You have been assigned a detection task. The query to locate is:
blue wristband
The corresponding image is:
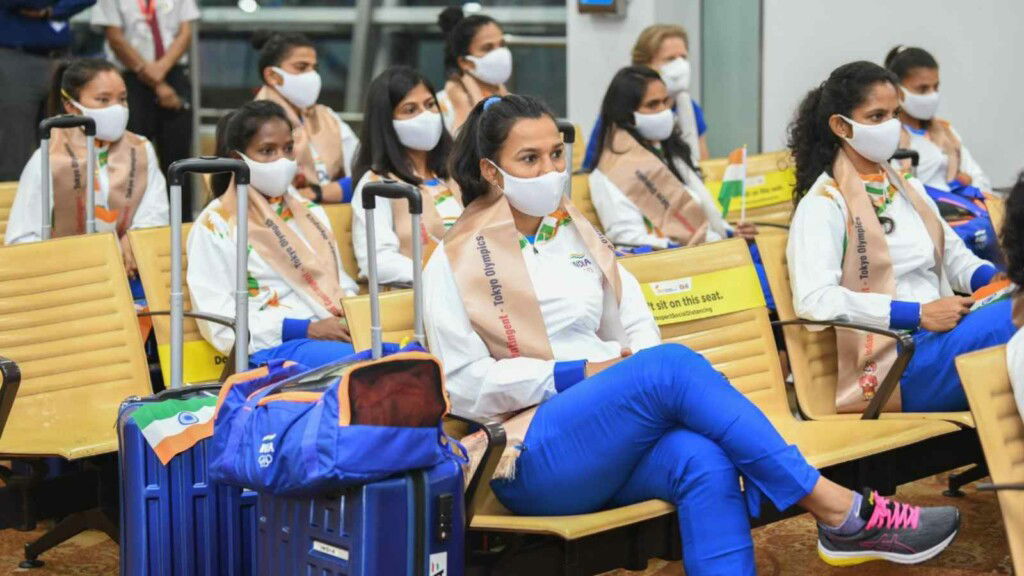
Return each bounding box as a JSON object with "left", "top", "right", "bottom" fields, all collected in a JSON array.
[
  {"left": 338, "top": 177, "right": 354, "bottom": 203},
  {"left": 889, "top": 300, "right": 921, "bottom": 331},
  {"left": 970, "top": 265, "right": 997, "bottom": 292},
  {"left": 282, "top": 318, "right": 311, "bottom": 341},
  {"left": 554, "top": 359, "right": 588, "bottom": 393}
]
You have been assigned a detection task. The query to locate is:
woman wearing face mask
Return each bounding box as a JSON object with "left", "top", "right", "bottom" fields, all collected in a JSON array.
[
  {"left": 351, "top": 66, "right": 462, "bottom": 286},
  {"left": 884, "top": 46, "right": 991, "bottom": 195},
  {"left": 787, "top": 61, "right": 1010, "bottom": 414},
  {"left": 582, "top": 24, "right": 707, "bottom": 171},
  {"left": 188, "top": 101, "right": 359, "bottom": 369},
  {"left": 425, "top": 93, "right": 960, "bottom": 574},
  {"left": 590, "top": 66, "right": 755, "bottom": 250},
  {"left": 435, "top": 6, "right": 511, "bottom": 133},
  {"left": 252, "top": 31, "right": 359, "bottom": 204},
  {"left": 6, "top": 58, "right": 169, "bottom": 277}
]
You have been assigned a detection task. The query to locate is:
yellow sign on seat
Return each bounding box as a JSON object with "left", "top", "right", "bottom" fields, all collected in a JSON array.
[
  {"left": 701, "top": 150, "right": 795, "bottom": 228},
  {"left": 0, "top": 181, "right": 18, "bottom": 246},
  {"left": 0, "top": 233, "right": 153, "bottom": 459},
  {"left": 130, "top": 225, "right": 229, "bottom": 386},
  {"left": 956, "top": 346, "right": 1023, "bottom": 574}
]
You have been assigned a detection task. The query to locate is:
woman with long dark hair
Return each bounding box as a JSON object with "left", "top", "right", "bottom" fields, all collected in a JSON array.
[
  {"left": 423, "top": 93, "right": 960, "bottom": 575},
  {"left": 189, "top": 100, "right": 358, "bottom": 369},
  {"left": 787, "top": 61, "right": 1008, "bottom": 414},
  {"left": 435, "top": 6, "right": 510, "bottom": 133},
  {"left": 351, "top": 66, "right": 462, "bottom": 285},
  {"left": 1001, "top": 173, "right": 1024, "bottom": 420},
  {"left": 251, "top": 32, "right": 359, "bottom": 203},
  {"left": 589, "top": 66, "right": 752, "bottom": 249}
]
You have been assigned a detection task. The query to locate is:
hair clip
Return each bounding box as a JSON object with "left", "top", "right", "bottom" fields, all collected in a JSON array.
[{"left": 483, "top": 96, "right": 501, "bottom": 111}]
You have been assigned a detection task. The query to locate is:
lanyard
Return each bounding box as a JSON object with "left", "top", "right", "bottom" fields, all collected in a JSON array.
[{"left": 135, "top": 0, "right": 157, "bottom": 19}]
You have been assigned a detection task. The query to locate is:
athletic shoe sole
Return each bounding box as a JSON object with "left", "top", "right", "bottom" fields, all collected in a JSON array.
[{"left": 817, "top": 528, "right": 959, "bottom": 567}]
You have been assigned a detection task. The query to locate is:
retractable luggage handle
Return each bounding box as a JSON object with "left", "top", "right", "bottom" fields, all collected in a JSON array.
[
  {"left": 891, "top": 149, "right": 920, "bottom": 177},
  {"left": 556, "top": 120, "right": 575, "bottom": 198},
  {"left": 39, "top": 115, "right": 96, "bottom": 239},
  {"left": 167, "top": 157, "right": 251, "bottom": 389},
  {"left": 361, "top": 181, "right": 424, "bottom": 360}
]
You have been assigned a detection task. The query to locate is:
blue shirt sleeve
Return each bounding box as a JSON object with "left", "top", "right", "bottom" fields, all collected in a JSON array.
[
  {"left": 889, "top": 300, "right": 921, "bottom": 331},
  {"left": 554, "top": 360, "right": 588, "bottom": 393},
  {"left": 970, "top": 265, "right": 997, "bottom": 292},
  {"left": 691, "top": 100, "right": 708, "bottom": 137},
  {"left": 282, "top": 318, "right": 311, "bottom": 342},
  {"left": 50, "top": 0, "right": 96, "bottom": 20},
  {"left": 581, "top": 117, "right": 603, "bottom": 173}
]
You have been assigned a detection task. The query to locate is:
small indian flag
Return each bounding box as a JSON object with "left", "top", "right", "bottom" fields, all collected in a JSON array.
[
  {"left": 717, "top": 146, "right": 747, "bottom": 217},
  {"left": 131, "top": 394, "right": 218, "bottom": 465}
]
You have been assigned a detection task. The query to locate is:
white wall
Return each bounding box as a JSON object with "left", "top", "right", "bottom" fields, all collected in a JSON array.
[
  {"left": 762, "top": 0, "right": 1024, "bottom": 187},
  {"left": 567, "top": 0, "right": 701, "bottom": 142}
]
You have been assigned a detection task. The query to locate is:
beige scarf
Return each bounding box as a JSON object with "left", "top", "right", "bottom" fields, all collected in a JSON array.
[
  {"left": 445, "top": 190, "right": 622, "bottom": 478},
  {"left": 598, "top": 128, "right": 708, "bottom": 245},
  {"left": 50, "top": 127, "right": 148, "bottom": 237},
  {"left": 442, "top": 75, "right": 508, "bottom": 132},
  {"left": 255, "top": 86, "right": 344, "bottom": 187},
  {"left": 832, "top": 149, "right": 945, "bottom": 413},
  {"left": 368, "top": 172, "right": 463, "bottom": 264},
  {"left": 217, "top": 182, "right": 347, "bottom": 317},
  {"left": 898, "top": 118, "right": 961, "bottom": 183}
]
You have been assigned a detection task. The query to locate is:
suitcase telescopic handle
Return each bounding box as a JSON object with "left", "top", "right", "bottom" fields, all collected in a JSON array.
[
  {"left": 167, "top": 157, "right": 251, "bottom": 389},
  {"left": 362, "top": 181, "right": 425, "bottom": 359},
  {"left": 556, "top": 120, "right": 575, "bottom": 198},
  {"left": 39, "top": 115, "right": 97, "bottom": 239},
  {"left": 891, "top": 148, "right": 920, "bottom": 168}
]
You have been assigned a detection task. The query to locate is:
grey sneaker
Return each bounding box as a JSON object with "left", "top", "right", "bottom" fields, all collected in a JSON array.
[{"left": 817, "top": 489, "right": 960, "bottom": 566}]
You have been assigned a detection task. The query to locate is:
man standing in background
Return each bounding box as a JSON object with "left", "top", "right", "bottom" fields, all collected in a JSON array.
[
  {"left": 92, "top": 0, "right": 199, "bottom": 218},
  {"left": 0, "top": 0, "right": 96, "bottom": 180}
]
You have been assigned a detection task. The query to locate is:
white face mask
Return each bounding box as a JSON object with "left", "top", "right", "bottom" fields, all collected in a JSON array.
[
  {"left": 270, "top": 67, "right": 322, "bottom": 110},
  {"left": 633, "top": 109, "right": 675, "bottom": 142},
  {"left": 900, "top": 86, "right": 940, "bottom": 121},
  {"left": 70, "top": 99, "right": 129, "bottom": 142},
  {"left": 239, "top": 152, "right": 298, "bottom": 198},
  {"left": 488, "top": 160, "right": 567, "bottom": 218},
  {"left": 393, "top": 110, "right": 444, "bottom": 152},
  {"left": 466, "top": 47, "right": 513, "bottom": 86},
  {"left": 659, "top": 57, "right": 691, "bottom": 95},
  {"left": 838, "top": 116, "right": 902, "bottom": 164}
]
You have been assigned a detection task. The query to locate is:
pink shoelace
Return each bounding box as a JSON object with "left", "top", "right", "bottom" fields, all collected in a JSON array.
[{"left": 865, "top": 492, "right": 921, "bottom": 531}]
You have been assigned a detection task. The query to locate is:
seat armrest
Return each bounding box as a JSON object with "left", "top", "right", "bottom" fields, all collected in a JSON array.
[
  {"left": 0, "top": 356, "right": 20, "bottom": 438},
  {"left": 447, "top": 411, "right": 507, "bottom": 527},
  {"left": 729, "top": 220, "right": 790, "bottom": 230},
  {"left": 978, "top": 482, "right": 1024, "bottom": 492},
  {"left": 138, "top": 309, "right": 236, "bottom": 329},
  {"left": 771, "top": 319, "right": 915, "bottom": 420}
]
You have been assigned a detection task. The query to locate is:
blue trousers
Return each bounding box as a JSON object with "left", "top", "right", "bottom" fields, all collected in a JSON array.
[
  {"left": 901, "top": 298, "right": 1015, "bottom": 412},
  {"left": 492, "top": 344, "right": 820, "bottom": 576},
  {"left": 248, "top": 338, "right": 355, "bottom": 369}
]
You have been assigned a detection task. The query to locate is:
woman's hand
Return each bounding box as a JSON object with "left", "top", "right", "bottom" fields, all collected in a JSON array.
[
  {"left": 920, "top": 296, "right": 973, "bottom": 332},
  {"left": 119, "top": 234, "right": 138, "bottom": 278},
  {"left": 734, "top": 221, "right": 758, "bottom": 241},
  {"left": 308, "top": 318, "right": 352, "bottom": 342},
  {"left": 584, "top": 348, "right": 632, "bottom": 378},
  {"left": 954, "top": 171, "right": 974, "bottom": 187}
]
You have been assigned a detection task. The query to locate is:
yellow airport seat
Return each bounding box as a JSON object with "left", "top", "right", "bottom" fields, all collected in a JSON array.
[
  {"left": 0, "top": 181, "right": 18, "bottom": 245},
  {"left": 570, "top": 173, "right": 603, "bottom": 234},
  {"left": 340, "top": 288, "right": 415, "bottom": 352},
  {"left": 986, "top": 192, "right": 1006, "bottom": 233},
  {"left": 955, "top": 346, "right": 1024, "bottom": 574},
  {"left": 571, "top": 123, "right": 584, "bottom": 173},
  {"left": 757, "top": 233, "right": 976, "bottom": 427},
  {"left": 701, "top": 150, "right": 795, "bottom": 229},
  {"left": 0, "top": 233, "right": 153, "bottom": 459},
  {"left": 129, "top": 225, "right": 233, "bottom": 385},
  {"left": 321, "top": 203, "right": 360, "bottom": 284}
]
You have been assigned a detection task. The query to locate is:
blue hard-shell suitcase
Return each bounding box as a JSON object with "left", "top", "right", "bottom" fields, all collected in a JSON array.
[
  {"left": 118, "top": 385, "right": 257, "bottom": 576},
  {"left": 257, "top": 457, "right": 464, "bottom": 576}
]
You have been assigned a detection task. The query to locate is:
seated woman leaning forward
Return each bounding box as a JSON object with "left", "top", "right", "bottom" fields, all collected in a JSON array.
[
  {"left": 423, "top": 93, "right": 959, "bottom": 575},
  {"left": 6, "top": 58, "right": 169, "bottom": 277},
  {"left": 351, "top": 65, "right": 463, "bottom": 285},
  {"left": 188, "top": 101, "right": 359, "bottom": 369},
  {"left": 590, "top": 65, "right": 753, "bottom": 250},
  {"left": 1001, "top": 173, "right": 1024, "bottom": 421},
  {"left": 787, "top": 61, "right": 1011, "bottom": 414}
]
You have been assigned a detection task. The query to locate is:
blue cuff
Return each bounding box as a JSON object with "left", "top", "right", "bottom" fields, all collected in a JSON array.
[
  {"left": 970, "top": 265, "right": 997, "bottom": 292},
  {"left": 338, "top": 177, "right": 354, "bottom": 203},
  {"left": 554, "top": 360, "right": 588, "bottom": 393},
  {"left": 889, "top": 300, "right": 921, "bottom": 331},
  {"left": 282, "top": 318, "right": 311, "bottom": 341}
]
